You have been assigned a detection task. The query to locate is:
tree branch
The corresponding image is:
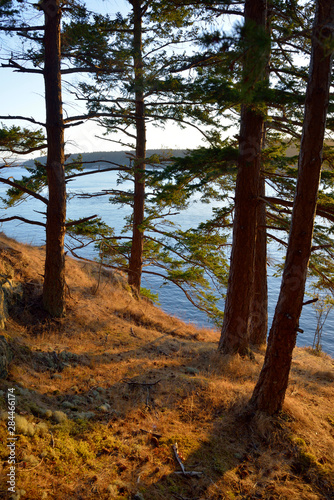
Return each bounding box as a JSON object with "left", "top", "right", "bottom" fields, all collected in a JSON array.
[
  {"left": 264, "top": 196, "right": 334, "bottom": 223},
  {"left": 0, "top": 25, "right": 45, "bottom": 32},
  {"left": 2, "top": 144, "right": 47, "bottom": 155},
  {"left": 0, "top": 115, "right": 46, "bottom": 127},
  {"left": 0, "top": 177, "right": 48, "bottom": 204},
  {"left": 65, "top": 215, "right": 98, "bottom": 227},
  {"left": 65, "top": 164, "right": 131, "bottom": 180},
  {"left": 1, "top": 59, "right": 43, "bottom": 74},
  {"left": 0, "top": 216, "right": 45, "bottom": 227}
]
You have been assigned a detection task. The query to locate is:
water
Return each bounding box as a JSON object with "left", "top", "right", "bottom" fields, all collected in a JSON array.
[{"left": 1, "top": 165, "right": 333, "bottom": 356}]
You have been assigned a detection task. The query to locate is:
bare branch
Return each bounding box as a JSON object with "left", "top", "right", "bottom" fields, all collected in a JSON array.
[
  {"left": 0, "top": 115, "right": 45, "bottom": 127},
  {"left": 65, "top": 215, "right": 98, "bottom": 227},
  {"left": 65, "top": 164, "right": 131, "bottom": 180},
  {"left": 264, "top": 196, "right": 334, "bottom": 223},
  {"left": 0, "top": 216, "right": 45, "bottom": 227},
  {"left": 77, "top": 189, "right": 134, "bottom": 199},
  {"left": 267, "top": 233, "right": 288, "bottom": 247},
  {"left": 0, "top": 25, "right": 45, "bottom": 32},
  {"left": 1, "top": 59, "right": 43, "bottom": 74},
  {"left": 2, "top": 144, "right": 47, "bottom": 155}
]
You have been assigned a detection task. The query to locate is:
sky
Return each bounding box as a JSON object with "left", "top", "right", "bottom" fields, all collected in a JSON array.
[{"left": 0, "top": 0, "right": 223, "bottom": 161}]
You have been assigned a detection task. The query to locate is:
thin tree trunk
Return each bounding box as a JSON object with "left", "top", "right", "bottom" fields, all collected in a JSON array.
[
  {"left": 128, "top": 0, "right": 146, "bottom": 293},
  {"left": 249, "top": 172, "right": 268, "bottom": 346},
  {"left": 218, "top": 0, "right": 268, "bottom": 355},
  {"left": 41, "top": 0, "right": 66, "bottom": 317},
  {"left": 249, "top": 0, "right": 334, "bottom": 414},
  {"left": 249, "top": 7, "right": 272, "bottom": 347}
]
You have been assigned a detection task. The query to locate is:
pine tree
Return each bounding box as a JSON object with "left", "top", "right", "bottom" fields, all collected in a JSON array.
[
  {"left": 65, "top": 0, "right": 220, "bottom": 294},
  {"left": 0, "top": 0, "right": 121, "bottom": 316},
  {"left": 249, "top": 0, "right": 334, "bottom": 414}
]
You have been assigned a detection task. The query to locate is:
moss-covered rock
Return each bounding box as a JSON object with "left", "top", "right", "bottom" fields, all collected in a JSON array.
[{"left": 0, "top": 335, "right": 13, "bottom": 379}]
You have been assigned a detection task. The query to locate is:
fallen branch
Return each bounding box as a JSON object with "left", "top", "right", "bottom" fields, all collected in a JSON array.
[
  {"left": 140, "top": 428, "right": 162, "bottom": 439},
  {"left": 172, "top": 442, "right": 203, "bottom": 477},
  {"left": 123, "top": 378, "right": 161, "bottom": 408},
  {"left": 122, "top": 378, "right": 161, "bottom": 387}
]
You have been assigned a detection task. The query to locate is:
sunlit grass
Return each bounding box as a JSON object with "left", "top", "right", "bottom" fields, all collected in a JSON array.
[{"left": 0, "top": 234, "right": 333, "bottom": 499}]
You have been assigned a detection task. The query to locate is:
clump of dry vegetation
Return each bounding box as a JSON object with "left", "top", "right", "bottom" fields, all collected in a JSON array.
[{"left": 0, "top": 233, "right": 333, "bottom": 500}]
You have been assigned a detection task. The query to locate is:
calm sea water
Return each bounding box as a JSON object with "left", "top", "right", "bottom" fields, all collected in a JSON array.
[{"left": 1, "top": 166, "right": 333, "bottom": 356}]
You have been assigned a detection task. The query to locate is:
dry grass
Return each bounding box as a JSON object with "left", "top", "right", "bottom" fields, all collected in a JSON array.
[{"left": 0, "top": 233, "right": 333, "bottom": 500}]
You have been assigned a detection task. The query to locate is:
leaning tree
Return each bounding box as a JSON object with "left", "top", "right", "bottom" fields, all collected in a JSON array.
[{"left": 249, "top": 0, "right": 334, "bottom": 414}]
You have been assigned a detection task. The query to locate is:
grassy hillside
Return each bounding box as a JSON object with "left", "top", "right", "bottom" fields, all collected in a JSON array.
[{"left": 0, "top": 234, "right": 333, "bottom": 500}]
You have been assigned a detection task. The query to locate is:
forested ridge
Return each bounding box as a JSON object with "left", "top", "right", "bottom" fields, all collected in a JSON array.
[
  {"left": 5, "top": 150, "right": 187, "bottom": 169},
  {"left": 0, "top": 0, "right": 334, "bottom": 498}
]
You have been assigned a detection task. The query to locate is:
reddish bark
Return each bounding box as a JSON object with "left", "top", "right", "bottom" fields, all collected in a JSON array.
[
  {"left": 41, "top": 0, "right": 66, "bottom": 317},
  {"left": 249, "top": 173, "right": 268, "bottom": 346},
  {"left": 218, "top": 0, "right": 268, "bottom": 355},
  {"left": 249, "top": 0, "right": 334, "bottom": 414},
  {"left": 128, "top": 0, "right": 146, "bottom": 293}
]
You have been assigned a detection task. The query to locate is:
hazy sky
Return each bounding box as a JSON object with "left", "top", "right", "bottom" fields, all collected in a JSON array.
[{"left": 0, "top": 0, "right": 217, "bottom": 160}]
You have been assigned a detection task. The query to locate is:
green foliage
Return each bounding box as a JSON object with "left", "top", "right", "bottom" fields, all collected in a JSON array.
[
  {"left": 0, "top": 0, "right": 18, "bottom": 18},
  {"left": 2, "top": 160, "right": 47, "bottom": 207},
  {"left": 0, "top": 124, "right": 45, "bottom": 155},
  {"left": 140, "top": 287, "right": 160, "bottom": 304},
  {"left": 150, "top": 145, "right": 238, "bottom": 205},
  {"left": 67, "top": 216, "right": 112, "bottom": 239},
  {"left": 2, "top": 156, "right": 83, "bottom": 207}
]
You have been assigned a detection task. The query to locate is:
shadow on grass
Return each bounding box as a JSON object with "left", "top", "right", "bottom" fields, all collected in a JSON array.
[{"left": 0, "top": 329, "right": 333, "bottom": 500}]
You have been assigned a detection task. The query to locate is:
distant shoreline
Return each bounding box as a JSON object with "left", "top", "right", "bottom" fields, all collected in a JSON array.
[{"left": 0, "top": 149, "right": 187, "bottom": 169}]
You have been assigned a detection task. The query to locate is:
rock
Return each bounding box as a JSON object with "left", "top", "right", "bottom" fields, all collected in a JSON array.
[
  {"left": 35, "top": 422, "right": 49, "bottom": 436},
  {"left": 0, "top": 289, "right": 7, "bottom": 328},
  {"left": 2, "top": 280, "right": 23, "bottom": 310},
  {"left": 61, "top": 401, "right": 76, "bottom": 410},
  {"left": 98, "top": 403, "right": 111, "bottom": 413},
  {"left": 17, "top": 387, "right": 30, "bottom": 397},
  {"left": 185, "top": 366, "right": 200, "bottom": 375},
  {"left": 74, "top": 411, "right": 95, "bottom": 420},
  {"left": 29, "top": 402, "right": 47, "bottom": 417},
  {"left": 134, "top": 493, "right": 145, "bottom": 500},
  {"left": 15, "top": 415, "right": 31, "bottom": 435},
  {"left": 72, "top": 395, "right": 85, "bottom": 405},
  {"left": 0, "top": 275, "right": 23, "bottom": 329},
  {"left": 22, "top": 454, "right": 39, "bottom": 466},
  {"left": 0, "top": 335, "right": 13, "bottom": 379},
  {"left": 53, "top": 411, "right": 68, "bottom": 423},
  {"left": 10, "top": 489, "right": 26, "bottom": 500}
]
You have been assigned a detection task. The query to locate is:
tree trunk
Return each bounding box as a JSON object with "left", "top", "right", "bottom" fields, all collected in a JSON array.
[
  {"left": 41, "top": 0, "right": 66, "bottom": 317},
  {"left": 249, "top": 6, "right": 272, "bottom": 347},
  {"left": 249, "top": 0, "right": 334, "bottom": 414},
  {"left": 128, "top": 0, "right": 146, "bottom": 293},
  {"left": 249, "top": 172, "right": 268, "bottom": 346},
  {"left": 218, "top": 0, "right": 268, "bottom": 355}
]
